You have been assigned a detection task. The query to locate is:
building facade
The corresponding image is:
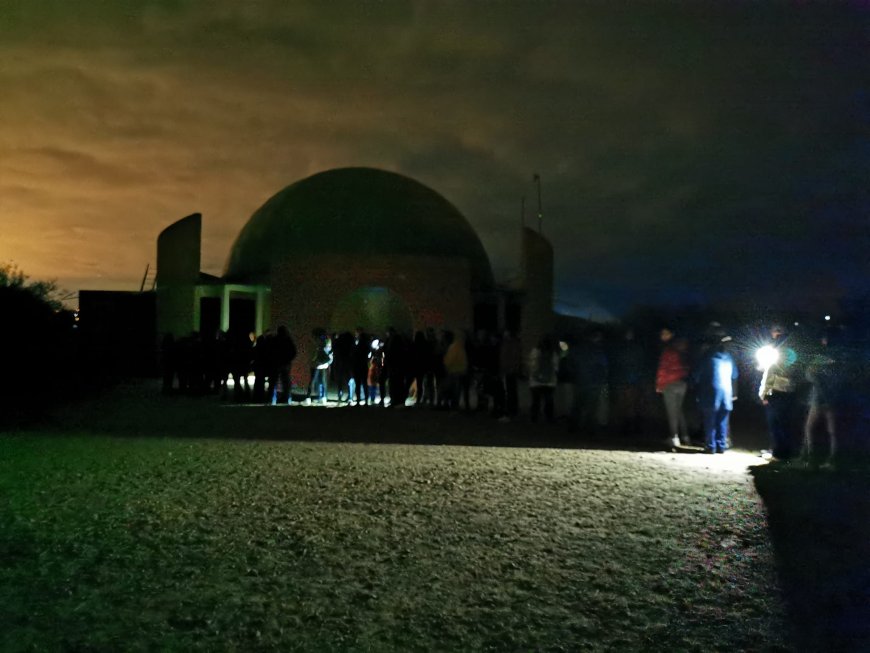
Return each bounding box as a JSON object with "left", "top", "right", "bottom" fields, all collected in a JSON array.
[{"left": 154, "top": 167, "right": 556, "bottom": 388}]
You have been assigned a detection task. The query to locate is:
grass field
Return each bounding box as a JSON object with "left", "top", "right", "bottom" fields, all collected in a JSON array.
[
  {"left": 3, "top": 381, "right": 868, "bottom": 651},
  {"left": 1, "top": 429, "right": 788, "bottom": 651}
]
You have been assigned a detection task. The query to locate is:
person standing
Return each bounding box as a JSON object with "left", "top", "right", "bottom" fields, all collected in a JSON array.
[
  {"left": 694, "top": 332, "right": 738, "bottom": 454},
  {"left": 656, "top": 328, "right": 690, "bottom": 449},
  {"left": 367, "top": 338, "right": 383, "bottom": 405},
  {"left": 383, "top": 327, "right": 408, "bottom": 408},
  {"left": 499, "top": 330, "right": 523, "bottom": 420},
  {"left": 411, "top": 330, "right": 432, "bottom": 407},
  {"left": 227, "top": 330, "right": 255, "bottom": 401},
  {"left": 757, "top": 324, "right": 798, "bottom": 460},
  {"left": 423, "top": 327, "right": 439, "bottom": 406},
  {"left": 251, "top": 330, "right": 272, "bottom": 403},
  {"left": 331, "top": 331, "right": 353, "bottom": 405},
  {"left": 442, "top": 330, "right": 468, "bottom": 411},
  {"left": 569, "top": 330, "right": 609, "bottom": 435},
  {"left": 475, "top": 330, "right": 503, "bottom": 416},
  {"left": 611, "top": 328, "right": 646, "bottom": 436},
  {"left": 350, "top": 327, "right": 371, "bottom": 405},
  {"left": 269, "top": 325, "right": 297, "bottom": 405},
  {"left": 529, "top": 335, "right": 559, "bottom": 423},
  {"left": 433, "top": 329, "right": 450, "bottom": 408},
  {"left": 803, "top": 332, "right": 840, "bottom": 468},
  {"left": 307, "top": 329, "right": 332, "bottom": 405}
]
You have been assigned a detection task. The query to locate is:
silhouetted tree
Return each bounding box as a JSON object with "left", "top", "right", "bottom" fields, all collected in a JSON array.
[{"left": 0, "top": 263, "right": 74, "bottom": 423}]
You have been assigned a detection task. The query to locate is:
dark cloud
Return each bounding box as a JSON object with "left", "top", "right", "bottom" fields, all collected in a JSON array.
[{"left": 0, "top": 1, "right": 866, "bottom": 313}]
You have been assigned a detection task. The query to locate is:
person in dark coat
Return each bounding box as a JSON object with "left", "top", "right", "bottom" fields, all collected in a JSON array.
[
  {"left": 350, "top": 327, "right": 371, "bottom": 405},
  {"left": 569, "top": 330, "right": 609, "bottom": 434},
  {"left": 475, "top": 330, "right": 504, "bottom": 417},
  {"left": 499, "top": 330, "right": 523, "bottom": 419},
  {"left": 251, "top": 331, "right": 271, "bottom": 403},
  {"left": 433, "top": 329, "right": 449, "bottom": 408},
  {"left": 226, "top": 330, "right": 254, "bottom": 401},
  {"left": 803, "top": 331, "right": 842, "bottom": 468},
  {"left": 529, "top": 335, "right": 559, "bottom": 423},
  {"left": 610, "top": 328, "right": 646, "bottom": 436},
  {"left": 383, "top": 327, "right": 408, "bottom": 407},
  {"left": 202, "top": 329, "right": 226, "bottom": 394},
  {"left": 177, "top": 331, "right": 203, "bottom": 394},
  {"left": 422, "top": 327, "right": 439, "bottom": 406},
  {"left": 269, "top": 325, "right": 297, "bottom": 405},
  {"left": 331, "top": 331, "right": 354, "bottom": 404},
  {"left": 307, "top": 329, "right": 332, "bottom": 405},
  {"left": 411, "top": 330, "right": 433, "bottom": 407}
]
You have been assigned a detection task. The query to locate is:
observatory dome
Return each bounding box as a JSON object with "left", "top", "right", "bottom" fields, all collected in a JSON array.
[{"left": 224, "top": 167, "right": 494, "bottom": 289}]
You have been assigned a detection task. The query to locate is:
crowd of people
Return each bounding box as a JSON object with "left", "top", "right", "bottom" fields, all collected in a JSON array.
[
  {"left": 162, "top": 326, "right": 524, "bottom": 416},
  {"left": 160, "top": 320, "right": 849, "bottom": 465},
  {"left": 653, "top": 321, "right": 845, "bottom": 466},
  {"left": 754, "top": 323, "right": 844, "bottom": 469}
]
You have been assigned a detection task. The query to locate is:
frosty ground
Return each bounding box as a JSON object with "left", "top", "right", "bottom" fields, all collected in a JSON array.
[{"left": 0, "top": 384, "right": 860, "bottom": 651}]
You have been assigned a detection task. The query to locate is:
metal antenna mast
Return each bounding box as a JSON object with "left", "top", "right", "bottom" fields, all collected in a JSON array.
[
  {"left": 140, "top": 263, "right": 150, "bottom": 292},
  {"left": 533, "top": 173, "right": 543, "bottom": 233}
]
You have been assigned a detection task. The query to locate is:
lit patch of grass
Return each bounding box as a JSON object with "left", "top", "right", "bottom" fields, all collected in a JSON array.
[{"left": 0, "top": 436, "right": 788, "bottom": 651}]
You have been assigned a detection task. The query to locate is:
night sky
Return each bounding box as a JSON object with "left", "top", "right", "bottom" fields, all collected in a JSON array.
[{"left": 1, "top": 1, "right": 867, "bottom": 318}]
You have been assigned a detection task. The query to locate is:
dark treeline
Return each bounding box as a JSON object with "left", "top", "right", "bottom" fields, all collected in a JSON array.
[{"left": 0, "top": 265, "right": 76, "bottom": 425}]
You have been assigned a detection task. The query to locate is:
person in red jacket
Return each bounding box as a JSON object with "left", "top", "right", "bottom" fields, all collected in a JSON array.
[{"left": 656, "top": 328, "right": 690, "bottom": 449}]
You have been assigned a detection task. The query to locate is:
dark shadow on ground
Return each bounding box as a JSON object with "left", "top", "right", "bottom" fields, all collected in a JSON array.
[
  {"left": 36, "top": 379, "right": 772, "bottom": 454},
  {"left": 750, "top": 463, "right": 870, "bottom": 653},
  {"left": 41, "top": 391, "right": 649, "bottom": 451}
]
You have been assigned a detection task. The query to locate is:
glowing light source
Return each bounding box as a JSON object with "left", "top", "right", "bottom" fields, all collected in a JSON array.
[
  {"left": 224, "top": 373, "right": 256, "bottom": 389},
  {"left": 755, "top": 345, "right": 780, "bottom": 371},
  {"left": 824, "top": 315, "right": 831, "bottom": 321}
]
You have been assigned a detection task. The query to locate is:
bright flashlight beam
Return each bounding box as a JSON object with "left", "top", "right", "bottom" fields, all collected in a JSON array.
[{"left": 755, "top": 345, "right": 779, "bottom": 371}]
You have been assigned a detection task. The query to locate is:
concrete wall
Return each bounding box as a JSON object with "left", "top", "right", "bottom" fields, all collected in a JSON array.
[
  {"left": 156, "top": 213, "right": 201, "bottom": 284},
  {"left": 520, "top": 227, "right": 556, "bottom": 358},
  {"left": 156, "top": 284, "right": 198, "bottom": 338},
  {"left": 156, "top": 214, "right": 202, "bottom": 338}
]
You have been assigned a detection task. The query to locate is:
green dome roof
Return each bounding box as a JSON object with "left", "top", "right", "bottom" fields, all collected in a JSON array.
[{"left": 224, "top": 167, "right": 494, "bottom": 289}]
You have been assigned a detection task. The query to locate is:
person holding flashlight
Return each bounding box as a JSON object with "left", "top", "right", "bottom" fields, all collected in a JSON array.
[{"left": 757, "top": 324, "right": 798, "bottom": 461}]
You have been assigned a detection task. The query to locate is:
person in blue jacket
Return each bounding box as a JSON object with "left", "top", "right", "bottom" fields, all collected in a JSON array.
[{"left": 693, "top": 331, "right": 738, "bottom": 454}]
